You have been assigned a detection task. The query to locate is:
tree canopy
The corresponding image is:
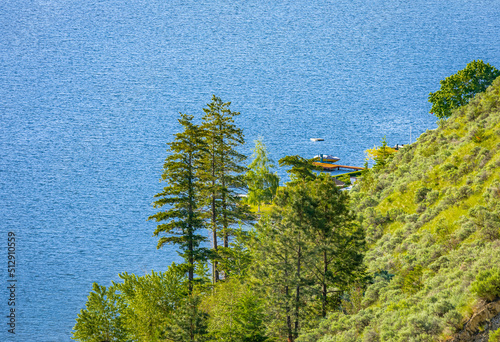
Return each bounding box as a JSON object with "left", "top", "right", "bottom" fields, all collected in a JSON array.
[
  {"left": 365, "top": 136, "right": 397, "bottom": 170},
  {"left": 278, "top": 155, "right": 319, "bottom": 183},
  {"left": 200, "top": 95, "right": 251, "bottom": 283},
  {"left": 428, "top": 60, "right": 500, "bottom": 119},
  {"left": 251, "top": 175, "right": 365, "bottom": 341},
  {"left": 148, "top": 113, "right": 208, "bottom": 293}
]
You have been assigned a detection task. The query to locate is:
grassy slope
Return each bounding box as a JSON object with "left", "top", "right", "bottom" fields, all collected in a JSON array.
[{"left": 299, "top": 77, "right": 500, "bottom": 342}]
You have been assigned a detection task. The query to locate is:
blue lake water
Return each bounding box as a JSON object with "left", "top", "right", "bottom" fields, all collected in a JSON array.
[{"left": 1, "top": 0, "right": 499, "bottom": 340}]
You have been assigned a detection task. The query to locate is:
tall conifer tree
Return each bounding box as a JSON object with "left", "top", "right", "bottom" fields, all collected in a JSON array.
[
  {"left": 200, "top": 96, "right": 250, "bottom": 283},
  {"left": 252, "top": 176, "right": 365, "bottom": 340},
  {"left": 308, "top": 175, "right": 365, "bottom": 317},
  {"left": 252, "top": 183, "right": 314, "bottom": 342},
  {"left": 148, "top": 113, "right": 207, "bottom": 294}
]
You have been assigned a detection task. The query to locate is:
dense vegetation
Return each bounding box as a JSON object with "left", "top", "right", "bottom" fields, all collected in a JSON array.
[
  {"left": 300, "top": 75, "right": 500, "bottom": 342},
  {"left": 73, "top": 72, "right": 500, "bottom": 342}
]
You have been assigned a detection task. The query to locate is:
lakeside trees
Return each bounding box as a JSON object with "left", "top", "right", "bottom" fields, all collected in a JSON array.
[
  {"left": 200, "top": 95, "right": 251, "bottom": 283},
  {"left": 148, "top": 113, "right": 208, "bottom": 294},
  {"left": 73, "top": 70, "right": 500, "bottom": 342},
  {"left": 73, "top": 96, "right": 366, "bottom": 342},
  {"left": 251, "top": 175, "right": 365, "bottom": 341}
]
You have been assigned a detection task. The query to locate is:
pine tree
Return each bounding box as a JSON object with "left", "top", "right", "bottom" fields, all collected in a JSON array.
[
  {"left": 251, "top": 177, "right": 366, "bottom": 340},
  {"left": 365, "top": 136, "right": 396, "bottom": 170},
  {"left": 246, "top": 139, "right": 279, "bottom": 212},
  {"left": 307, "top": 175, "right": 365, "bottom": 317},
  {"left": 251, "top": 183, "right": 315, "bottom": 342},
  {"left": 148, "top": 113, "right": 208, "bottom": 293},
  {"left": 164, "top": 295, "right": 209, "bottom": 342},
  {"left": 200, "top": 96, "right": 250, "bottom": 283}
]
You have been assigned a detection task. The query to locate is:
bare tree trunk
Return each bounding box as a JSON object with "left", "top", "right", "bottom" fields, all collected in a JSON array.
[
  {"left": 294, "top": 244, "right": 301, "bottom": 338},
  {"left": 322, "top": 250, "right": 328, "bottom": 317},
  {"left": 212, "top": 188, "right": 219, "bottom": 283},
  {"left": 285, "top": 254, "right": 294, "bottom": 342}
]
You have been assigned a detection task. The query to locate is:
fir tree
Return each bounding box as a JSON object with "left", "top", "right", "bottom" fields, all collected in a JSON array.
[
  {"left": 200, "top": 96, "right": 250, "bottom": 283},
  {"left": 251, "top": 177, "right": 365, "bottom": 340},
  {"left": 148, "top": 113, "right": 208, "bottom": 293}
]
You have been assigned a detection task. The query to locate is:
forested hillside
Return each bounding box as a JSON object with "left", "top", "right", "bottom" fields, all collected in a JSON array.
[
  {"left": 299, "top": 77, "right": 500, "bottom": 342},
  {"left": 72, "top": 75, "right": 500, "bottom": 342}
]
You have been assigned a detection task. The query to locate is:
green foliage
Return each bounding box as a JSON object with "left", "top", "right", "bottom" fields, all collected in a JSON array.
[
  {"left": 278, "top": 155, "right": 319, "bottom": 183},
  {"left": 428, "top": 60, "right": 500, "bottom": 119},
  {"left": 216, "top": 227, "right": 253, "bottom": 279},
  {"left": 148, "top": 113, "right": 208, "bottom": 292},
  {"left": 398, "top": 265, "right": 424, "bottom": 295},
  {"left": 414, "top": 187, "right": 432, "bottom": 204},
  {"left": 72, "top": 283, "right": 127, "bottom": 342},
  {"left": 489, "top": 327, "right": 500, "bottom": 342},
  {"left": 365, "top": 136, "right": 397, "bottom": 170},
  {"left": 472, "top": 127, "right": 486, "bottom": 143},
  {"left": 337, "top": 174, "right": 352, "bottom": 186},
  {"left": 200, "top": 95, "right": 251, "bottom": 282},
  {"left": 470, "top": 268, "right": 500, "bottom": 302},
  {"left": 202, "top": 279, "right": 267, "bottom": 342},
  {"left": 251, "top": 175, "right": 365, "bottom": 340},
  {"left": 75, "top": 75, "right": 500, "bottom": 342},
  {"left": 307, "top": 71, "right": 500, "bottom": 342},
  {"left": 245, "top": 139, "right": 279, "bottom": 212},
  {"left": 468, "top": 205, "right": 500, "bottom": 241},
  {"left": 73, "top": 265, "right": 201, "bottom": 342},
  {"left": 114, "top": 267, "right": 187, "bottom": 341},
  {"left": 164, "top": 295, "right": 209, "bottom": 342}
]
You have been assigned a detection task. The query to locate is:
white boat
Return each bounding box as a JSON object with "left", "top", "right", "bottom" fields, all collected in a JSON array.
[{"left": 313, "top": 154, "right": 340, "bottom": 163}]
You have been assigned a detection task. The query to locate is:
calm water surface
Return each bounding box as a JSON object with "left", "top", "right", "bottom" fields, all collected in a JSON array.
[{"left": 1, "top": 0, "right": 499, "bottom": 340}]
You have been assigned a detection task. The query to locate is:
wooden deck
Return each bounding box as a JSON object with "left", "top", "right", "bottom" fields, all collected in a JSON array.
[{"left": 313, "top": 162, "right": 365, "bottom": 171}]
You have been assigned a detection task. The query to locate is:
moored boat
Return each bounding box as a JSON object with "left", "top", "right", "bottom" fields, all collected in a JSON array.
[{"left": 313, "top": 154, "right": 340, "bottom": 163}]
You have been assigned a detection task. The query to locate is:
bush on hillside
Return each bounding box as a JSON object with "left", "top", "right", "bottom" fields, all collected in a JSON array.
[
  {"left": 489, "top": 327, "right": 500, "bottom": 342},
  {"left": 470, "top": 269, "right": 500, "bottom": 302}
]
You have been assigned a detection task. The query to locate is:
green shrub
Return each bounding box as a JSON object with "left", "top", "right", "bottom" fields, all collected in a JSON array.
[
  {"left": 472, "top": 127, "right": 486, "bottom": 143},
  {"left": 415, "top": 187, "right": 432, "bottom": 203},
  {"left": 457, "top": 185, "right": 473, "bottom": 200},
  {"left": 470, "top": 269, "right": 500, "bottom": 301},
  {"left": 426, "top": 190, "right": 440, "bottom": 205},
  {"left": 489, "top": 327, "right": 500, "bottom": 342}
]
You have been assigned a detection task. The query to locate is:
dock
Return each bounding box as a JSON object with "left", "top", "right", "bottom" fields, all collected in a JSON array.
[{"left": 313, "top": 162, "right": 365, "bottom": 171}]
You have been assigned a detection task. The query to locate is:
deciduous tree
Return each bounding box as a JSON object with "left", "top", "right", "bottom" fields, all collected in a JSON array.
[
  {"left": 246, "top": 139, "right": 279, "bottom": 212},
  {"left": 429, "top": 60, "right": 500, "bottom": 119},
  {"left": 72, "top": 283, "right": 127, "bottom": 342}
]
